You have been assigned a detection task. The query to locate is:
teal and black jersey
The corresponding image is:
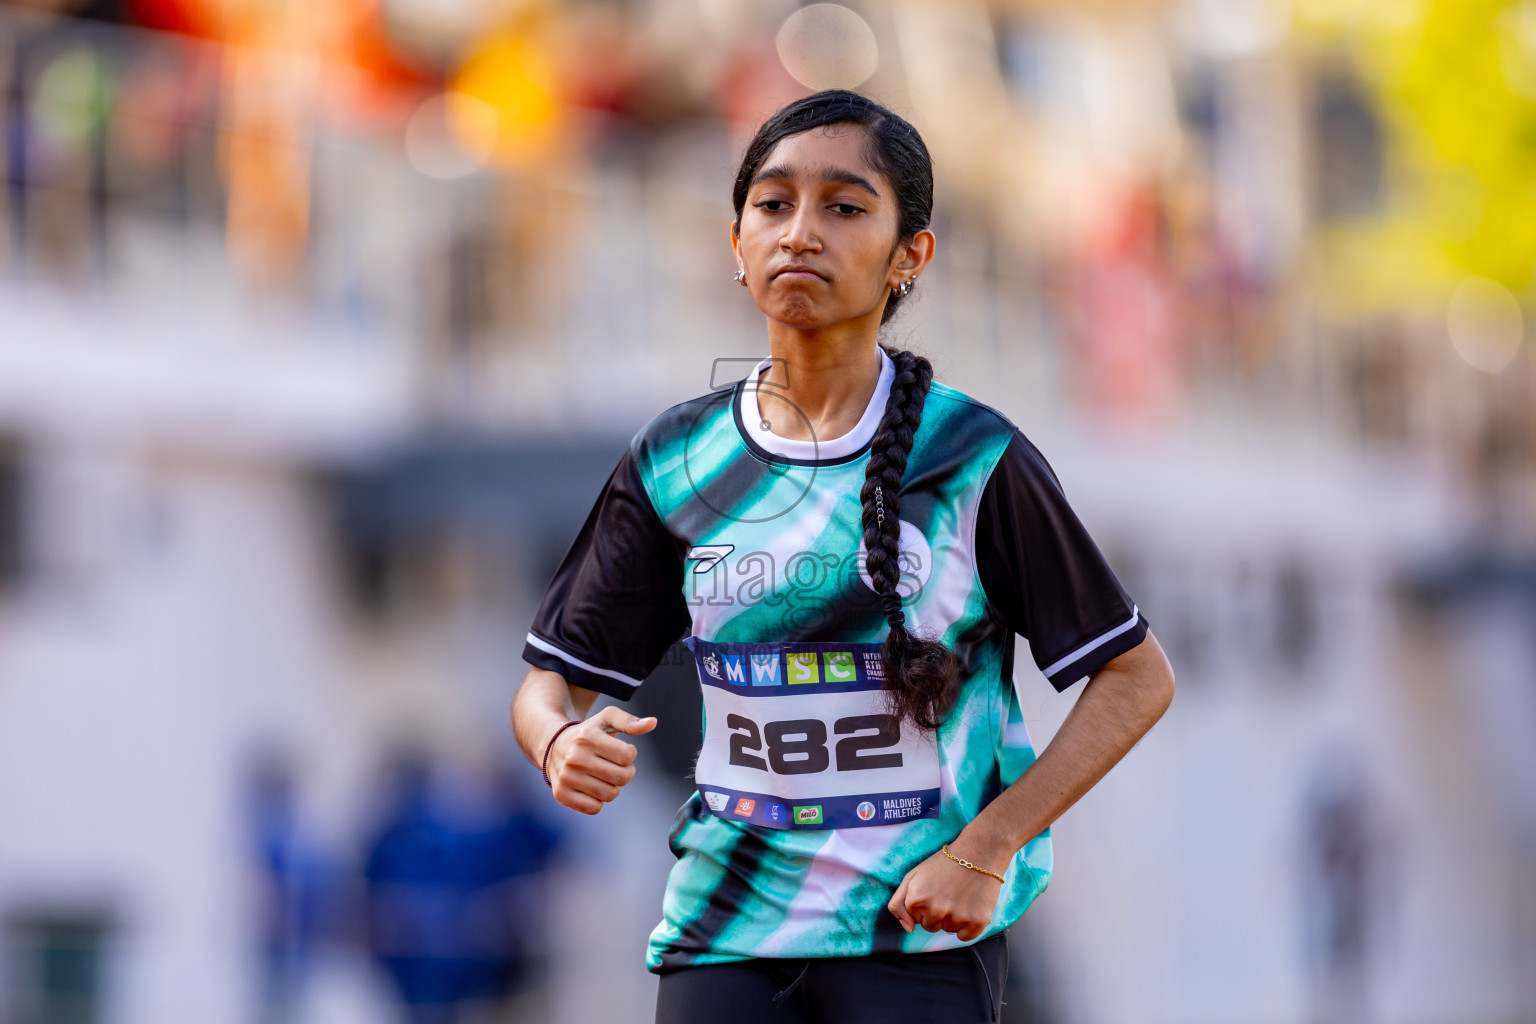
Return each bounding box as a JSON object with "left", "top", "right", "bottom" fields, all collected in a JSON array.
[{"left": 522, "top": 347, "right": 1148, "bottom": 972}]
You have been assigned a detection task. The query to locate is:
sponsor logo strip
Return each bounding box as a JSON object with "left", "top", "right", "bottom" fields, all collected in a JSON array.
[
  {"left": 693, "top": 785, "right": 941, "bottom": 830},
  {"left": 683, "top": 637, "right": 889, "bottom": 695}
]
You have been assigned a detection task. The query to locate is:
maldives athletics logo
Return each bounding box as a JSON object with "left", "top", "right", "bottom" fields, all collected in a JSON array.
[{"left": 856, "top": 801, "right": 876, "bottom": 821}]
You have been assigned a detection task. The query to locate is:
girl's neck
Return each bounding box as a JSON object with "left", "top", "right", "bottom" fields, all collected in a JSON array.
[{"left": 755, "top": 334, "right": 884, "bottom": 445}]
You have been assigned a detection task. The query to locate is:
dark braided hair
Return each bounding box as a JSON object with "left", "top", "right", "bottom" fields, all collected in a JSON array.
[
  {"left": 860, "top": 343, "right": 961, "bottom": 731},
  {"left": 732, "top": 90, "right": 960, "bottom": 730}
]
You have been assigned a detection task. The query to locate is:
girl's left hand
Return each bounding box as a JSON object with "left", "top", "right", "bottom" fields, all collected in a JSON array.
[{"left": 887, "top": 843, "right": 1006, "bottom": 941}]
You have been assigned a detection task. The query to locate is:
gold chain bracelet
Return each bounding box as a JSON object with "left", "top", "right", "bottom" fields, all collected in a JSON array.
[{"left": 940, "top": 844, "right": 1007, "bottom": 884}]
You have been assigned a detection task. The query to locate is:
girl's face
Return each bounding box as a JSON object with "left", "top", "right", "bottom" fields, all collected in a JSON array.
[{"left": 732, "top": 124, "right": 929, "bottom": 331}]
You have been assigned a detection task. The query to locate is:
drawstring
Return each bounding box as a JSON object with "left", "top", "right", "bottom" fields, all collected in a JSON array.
[
  {"left": 771, "top": 959, "right": 811, "bottom": 1008},
  {"left": 968, "top": 943, "right": 1000, "bottom": 1022}
]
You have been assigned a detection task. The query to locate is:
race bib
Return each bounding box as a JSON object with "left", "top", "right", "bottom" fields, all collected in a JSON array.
[{"left": 685, "top": 637, "right": 941, "bottom": 830}]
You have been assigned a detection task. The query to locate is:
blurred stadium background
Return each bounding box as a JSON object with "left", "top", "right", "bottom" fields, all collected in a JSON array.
[{"left": 0, "top": 0, "right": 1533, "bottom": 1021}]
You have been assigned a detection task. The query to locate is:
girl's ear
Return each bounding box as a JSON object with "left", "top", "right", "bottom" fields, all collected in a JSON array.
[{"left": 890, "top": 227, "right": 933, "bottom": 287}]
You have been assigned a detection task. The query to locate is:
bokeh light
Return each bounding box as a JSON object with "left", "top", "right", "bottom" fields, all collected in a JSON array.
[
  {"left": 1447, "top": 274, "right": 1524, "bottom": 373},
  {"left": 33, "top": 47, "right": 114, "bottom": 150},
  {"left": 406, "top": 91, "right": 499, "bottom": 180},
  {"left": 775, "top": 4, "right": 878, "bottom": 91}
]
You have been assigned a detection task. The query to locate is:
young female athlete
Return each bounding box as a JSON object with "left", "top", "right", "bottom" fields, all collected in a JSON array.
[{"left": 511, "top": 90, "right": 1175, "bottom": 1023}]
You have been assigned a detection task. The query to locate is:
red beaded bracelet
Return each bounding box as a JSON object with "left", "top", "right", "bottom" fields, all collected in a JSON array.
[{"left": 541, "top": 720, "right": 580, "bottom": 789}]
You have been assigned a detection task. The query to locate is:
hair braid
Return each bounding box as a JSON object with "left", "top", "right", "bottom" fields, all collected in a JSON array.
[{"left": 861, "top": 345, "right": 961, "bottom": 732}]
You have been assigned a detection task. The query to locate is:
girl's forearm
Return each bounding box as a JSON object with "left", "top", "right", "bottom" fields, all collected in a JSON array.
[
  {"left": 953, "top": 633, "right": 1174, "bottom": 869},
  {"left": 511, "top": 666, "right": 600, "bottom": 768}
]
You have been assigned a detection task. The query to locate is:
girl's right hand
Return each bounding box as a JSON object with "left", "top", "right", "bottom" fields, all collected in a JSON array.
[{"left": 546, "top": 707, "right": 657, "bottom": 814}]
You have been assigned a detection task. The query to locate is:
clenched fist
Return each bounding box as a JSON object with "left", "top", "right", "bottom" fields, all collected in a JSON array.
[
  {"left": 545, "top": 706, "right": 657, "bottom": 815},
  {"left": 887, "top": 845, "right": 1006, "bottom": 942}
]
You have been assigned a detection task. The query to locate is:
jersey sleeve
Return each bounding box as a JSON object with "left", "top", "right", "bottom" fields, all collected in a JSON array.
[
  {"left": 521, "top": 442, "right": 692, "bottom": 701},
  {"left": 975, "top": 428, "right": 1148, "bottom": 691}
]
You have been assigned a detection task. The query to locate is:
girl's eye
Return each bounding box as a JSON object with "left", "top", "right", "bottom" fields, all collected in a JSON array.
[
  {"left": 833, "top": 204, "right": 864, "bottom": 216},
  {"left": 755, "top": 200, "right": 789, "bottom": 212}
]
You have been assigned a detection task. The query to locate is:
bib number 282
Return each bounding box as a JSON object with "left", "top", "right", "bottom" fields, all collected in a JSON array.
[{"left": 726, "top": 714, "right": 902, "bottom": 776}]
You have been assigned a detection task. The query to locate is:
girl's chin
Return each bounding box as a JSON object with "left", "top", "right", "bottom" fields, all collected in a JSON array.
[{"left": 768, "top": 298, "right": 881, "bottom": 330}]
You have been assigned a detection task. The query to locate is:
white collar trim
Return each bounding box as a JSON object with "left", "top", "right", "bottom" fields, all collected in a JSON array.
[{"left": 738, "top": 347, "right": 895, "bottom": 461}]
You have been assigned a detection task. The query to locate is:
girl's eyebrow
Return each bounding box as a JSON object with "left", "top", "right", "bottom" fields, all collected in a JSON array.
[{"left": 749, "top": 163, "right": 882, "bottom": 199}]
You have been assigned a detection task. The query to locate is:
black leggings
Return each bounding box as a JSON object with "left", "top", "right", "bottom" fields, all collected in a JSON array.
[{"left": 654, "top": 932, "right": 1008, "bottom": 1024}]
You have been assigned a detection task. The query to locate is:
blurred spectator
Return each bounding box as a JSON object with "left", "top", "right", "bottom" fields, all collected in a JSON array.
[
  {"left": 1063, "top": 180, "right": 1186, "bottom": 427},
  {"left": 1300, "top": 752, "right": 1396, "bottom": 1024},
  {"left": 245, "top": 750, "right": 349, "bottom": 1024},
  {"left": 361, "top": 749, "right": 560, "bottom": 1024}
]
